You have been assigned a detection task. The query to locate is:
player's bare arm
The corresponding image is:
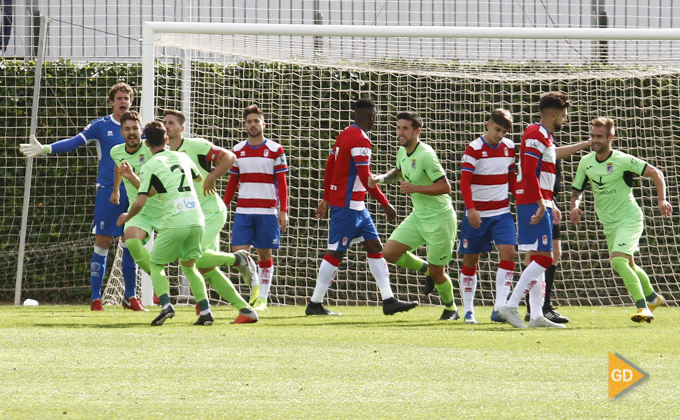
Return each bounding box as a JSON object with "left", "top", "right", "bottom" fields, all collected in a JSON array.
[
  {"left": 531, "top": 198, "right": 546, "bottom": 225},
  {"left": 110, "top": 165, "right": 122, "bottom": 205},
  {"left": 279, "top": 210, "right": 289, "bottom": 232},
  {"left": 203, "top": 149, "right": 236, "bottom": 196},
  {"left": 316, "top": 199, "right": 329, "bottom": 219},
  {"left": 552, "top": 203, "right": 562, "bottom": 225},
  {"left": 382, "top": 203, "right": 397, "bottom": 221},
  {"left": 643, "top": 164, "right": 672, "bottom": 218},
  {"left": 117, "top": 194, "right": 148, "bottom": 226},
  {"left": 118, "top": 161, "right": 141, "bottom": 189},
  {"left": 569, "top": 188, "right": 584, "bottom": 224},
  {"left": 466, "top": 208, "right": 482, "bottom": 229},
  {"left": 399, "top": 177, "right": 451, "bottom": 195},
  {"left": 369, "top": 168, "right": 401, "bottom": 188},
  {"left": 555, "top": 138, "right": 592, "bottom": 160}
]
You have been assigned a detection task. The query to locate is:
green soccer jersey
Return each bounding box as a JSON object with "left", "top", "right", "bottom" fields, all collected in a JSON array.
[
  {"left": 396, "top": 141, "right": 455, "bottom": 221},
  {"left": 109, "top": 143, "right": 163, "bottom": 215},
  {"left": 572, "top": 150, "right": 647, "bottom": 227},
  {"left": 174, "top": 137, "right": 227, "bottom": 214},
  {"left": 138, "top": 150, "right": 205, "bottom": 229}
]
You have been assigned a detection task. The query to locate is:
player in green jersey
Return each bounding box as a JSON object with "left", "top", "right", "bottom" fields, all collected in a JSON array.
[
  {"left": 369, "top": 111, "right": 460, "bottom": 321},
  {"left": 117, "top": 121, "right": 214, "bottom": 326},
  {"left": 570, "top": 117, "right": 672, "bottom": 323},
  {"left": 163, "top": 109, "right": 258, "bottom": 324}
]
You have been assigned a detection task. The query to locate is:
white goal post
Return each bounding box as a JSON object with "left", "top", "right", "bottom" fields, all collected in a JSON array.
[{"left": 130, "top": 22, "right": 680, "bottom": 308}]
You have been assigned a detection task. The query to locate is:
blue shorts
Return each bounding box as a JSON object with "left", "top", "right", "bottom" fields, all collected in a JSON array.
[
  {"left": 92, "top": 185, "right": 128, "bottom": 237},
  {"left": 232, "top": 213, "right": 281, "bottom": 249},
  {"left": 517, "top": 203, "right": 553, "bottom": 252},
  {"left": 327, "top": 206, "right": 379, "bottom": 252},
  {"left": 459, "top": 212, "right": 516, "bottom": 254}
]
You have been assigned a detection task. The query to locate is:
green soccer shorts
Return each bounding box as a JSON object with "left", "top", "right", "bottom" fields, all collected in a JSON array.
[
  {"left": 124, "top": 208, "right": 162, "bottom": 244},
  {"left": 201, "top": 208, "right": 227, "bottom": 252},
  {"left": 150, "top": 225, "right": 204, "bottom": 265},
  {"left": 388, "top": 212, "right": 457, "bottom": 266},
  {"left": 604, "top": 217, "right": 644, "bottom": 256}
]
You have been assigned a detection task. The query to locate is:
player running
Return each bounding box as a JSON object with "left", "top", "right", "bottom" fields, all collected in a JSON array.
[
  {"left": 370, "top": 111, "right": 459, "bottom": 321},
  {"left": 570, "top": 117, "right": 671, "bottom": 323},
  {"left": 306, "top": 98, "right": 418, "bottom": 317},
  {"left": 163, "top": 109, "right": 258, "bottom": 324}
]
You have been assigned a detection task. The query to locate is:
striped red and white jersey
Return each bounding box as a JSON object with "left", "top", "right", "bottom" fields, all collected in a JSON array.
[
  {"left": 461, "top": 136, "right": 515, "bottom": 217},
  {"left": 514, "top": 123, "right": 556, "bottom": 207},
  {"left": 230, "top": 138, "right": 288, "bottom": 215},
  {"left": 326, "top": 125, "right": 373, "bottom": 210}
]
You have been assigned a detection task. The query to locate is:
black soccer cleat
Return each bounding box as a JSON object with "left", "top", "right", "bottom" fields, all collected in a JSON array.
[
  {"left": 305, "top": 302, "right": 342, "bottom": 316},
  {"left": 151, "top": 304, "right": 175, "bottom": 326},
  {"left": 439, "top": 308, "right": 461, "bottom": 321},
  {"left": 382, "top": 297, "right": 419, "bottom": 315},
  {"left": 544, "top": 309, "right": 570, "bottom": 324},
  {"left": 423, "top": 276, "right": 436, "bottom": 296},
  {"left": 194, "top": 312, "right": 214, "bottom": 326}
]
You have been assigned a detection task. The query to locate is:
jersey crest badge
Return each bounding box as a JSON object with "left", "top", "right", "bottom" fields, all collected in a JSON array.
[
  {"left": 607, "top": 163, "right": 613, "bottom": 173},
  {"left": 504, "top": 147, "right": 509, "bottom": 157},
  {"left": 462, "top": 239, "right": 468, "bottom": 249},
  {"left": 264, "top": 149, "right": 270, "bottom": 158},
  {"left": 139, "top": 154, "right": 146, "bottom": 165},
  {"left": 542, "top": 235, "right": 548, "bottom": 245},
  {"left": 411, "top": 159, "right": 417, "bottom": 170},
  {"left": 342, "top": 237, "right": 348, "bottom": 246}
]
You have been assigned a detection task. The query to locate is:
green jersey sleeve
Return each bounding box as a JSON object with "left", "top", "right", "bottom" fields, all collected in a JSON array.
[{"left": 572, "top": 153, "right": 591, "bottom": 191}]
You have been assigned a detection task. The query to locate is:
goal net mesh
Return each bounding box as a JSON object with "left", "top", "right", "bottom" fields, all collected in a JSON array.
[{"left": 116, "top": 30, "right": 680, "bottom": 308}]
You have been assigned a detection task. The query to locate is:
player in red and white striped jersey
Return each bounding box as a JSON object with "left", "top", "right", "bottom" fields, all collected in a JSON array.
[
  {"left": 224, "top": 105, "right": 289, "bottom": 311},
  {"left": 500, "top": 92, "right": 591, "bottom": 329},
  {"left": 306, "top": 98, "right": 418, "bottom": 317},
  {"left": 458, "top": 109, "right": 517, "bottom": 324}
]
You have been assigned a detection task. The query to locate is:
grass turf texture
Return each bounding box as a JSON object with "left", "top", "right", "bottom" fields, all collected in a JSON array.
[{"left": 1, "top": 305, "right": 678, "bottom": 419}]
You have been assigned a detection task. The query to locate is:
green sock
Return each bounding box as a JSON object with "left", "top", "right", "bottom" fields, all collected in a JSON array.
[
  {"left": 394, "top": 252, "right": 427, "bottom": 273},
  {"left": 632, "top": 264, "right": 656, "bottom": 300},
  {"left": 611, "top": 257, "right": 644, "bottom": 303},
  {"left": 204, "top": 269, "right": 249, "bottom": 310},
  {"left": 182, "top": 264, "right": 209, "bottom": 303},
  {"left": 196, "top": 249, "right": 237, "bottom": 269},
  {"left": 434, "top": 276, "right": 456, "bottom": 310},
  {"left": 150, "top": 262, "right": 171, "bottom": 305},
  {"left": 126, "top": 238, "right": 151, "bottom": 274}
]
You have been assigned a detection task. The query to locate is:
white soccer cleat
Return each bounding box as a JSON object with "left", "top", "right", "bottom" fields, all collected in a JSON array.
[
  {"left": 498, "top": 305, "right": 527, "bottom": 329},
  {"left": 631, "top": 307, "right": 654, "bottom": 323},
  {"left": 234, "top": 249, "right": 258, "bottom": 287},
  {"left": 528, "top": 315, "right": 567, "bottom": 329}
]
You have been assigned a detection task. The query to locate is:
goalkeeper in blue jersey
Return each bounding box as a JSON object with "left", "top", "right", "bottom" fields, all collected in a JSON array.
[
  {"left": 569, "top": 117, "right": 672, "bottom": 323},
  {"left": 19, "top": 83, "right": 140, "bottom": 312}
]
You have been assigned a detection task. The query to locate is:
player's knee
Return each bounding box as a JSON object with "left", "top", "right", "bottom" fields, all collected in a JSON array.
[
  {"left": 611, "top": 256, "right": 631, "bottom": 274},
  {"left": 125, "top": 238, "right": 144, "bottom": 258}
]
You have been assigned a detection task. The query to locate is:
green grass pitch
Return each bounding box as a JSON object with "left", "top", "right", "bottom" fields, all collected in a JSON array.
[{"left": 1, "top": 304, "right": 679, "bottom": 419}]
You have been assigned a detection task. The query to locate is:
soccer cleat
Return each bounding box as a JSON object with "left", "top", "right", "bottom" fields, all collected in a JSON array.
[
  {"left": 248, "top": 285, "right": 260, "bottom": 306},
  {"left": 498, "top": 305, "right": 527, "bottom": 329},
  {"left": 423, "top": 276, "right": 436, "bottom": 296},
  {"left": 528, "top": 315, "right": 567, "bottom": 328},
  {"left": 90, "top": 299, "right": 104, "bottom": 311},
  {"left": 234, "top": 249, "right": 258, "bottom": 287},
  {"left": 151, "top": 304, "right": 175, "bottom": 326},
  {"left": 122, "top": 297, "right": 148, "bottom": 312},
  {"left": 464, "top": 311, "right": 478, "bottom": 324},
  {"left": 631, "top": 307, "right": 654, "bottom": 323},
  {"left": 382, "top": 297, "right": 419, "bottom": 315},
  {"left": 305, "top": 301, "right": 342, "bottom": 316},
  {"left": 648, "top": 294, "right": 666, "bottom": 312},
  {"left": 490, "top": 310, "right": 506, "bottom": 323},
  {"left": 544, "top": 309, "right": 569, "bottom": 324},
  {"left": 252, "top": 298, "right": 268, "bottom": 311},
  {"left": 439, "top": 308, "right": 460, "bottom": 321},
  {"left": 194, "top": 312, "right": 214, "bottom": 326},
  {"left": 524, "top": 313, "right": 530, "bottom": 322},
  {"left": 234, "top": 307, "right": 259, "bottom": 324}
]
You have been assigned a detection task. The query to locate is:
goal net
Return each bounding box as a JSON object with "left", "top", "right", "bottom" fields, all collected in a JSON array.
[{"left": 107, "top": 23, "right": 680, "bottom": 308}]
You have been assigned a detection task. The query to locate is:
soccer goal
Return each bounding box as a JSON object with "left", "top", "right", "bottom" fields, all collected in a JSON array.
[{"left": 107, "top": 22, "right": 680, "bottom": 308}]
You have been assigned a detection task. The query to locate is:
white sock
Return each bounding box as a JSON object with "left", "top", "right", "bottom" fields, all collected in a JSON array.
[
  {"left": 529, "top": 272, "right": 545, "bottom": 320},
  {"left": 507, "top": 261, "right": 547, "bottom": 308},
  {"left": 258, "top": 264, "right": 274, "bottom": 299},
  {"left": 311, "top": 259, "right": 338, "bottom": 303},
  {"left": 494, "top": 266, "right": 514, "bottom": 310},
  {"left": 368, "top": 257, "right": 394, "bottom": 300},
  {"left": 459, "top": 272, "right": 477, "bottom": 314}
]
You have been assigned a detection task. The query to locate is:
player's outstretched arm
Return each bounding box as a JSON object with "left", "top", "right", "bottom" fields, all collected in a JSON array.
[
  {"left": 369, "top": 168, "right": 401, "bottom": 188},
  {"left": 203, "top": 149, "right": 236, "bottom": 196},
  {"left": 569, "top": 188, "right": 584, "bottom": 224},
  {"left": 643, "top": 164, "right": 672, "bottom": 218},
  {"left": 19, "top": 134, "right": 87, "bottom": 158},
  {"left": 555, "top": 138, "right": 592, "bottom": 160}
]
